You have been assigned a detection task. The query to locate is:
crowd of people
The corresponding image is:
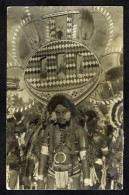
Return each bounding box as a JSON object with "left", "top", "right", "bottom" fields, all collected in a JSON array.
[{"left": 6, "top": 95, "right": 123, "bottom": 190}]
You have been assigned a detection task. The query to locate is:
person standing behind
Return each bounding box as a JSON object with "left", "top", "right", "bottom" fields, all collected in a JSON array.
[
  {"left": 6, "top": 110, "right": 21, "bottom": 189},
  {"left": 85, "top": 110, "right": 109, "bottom": 190}
]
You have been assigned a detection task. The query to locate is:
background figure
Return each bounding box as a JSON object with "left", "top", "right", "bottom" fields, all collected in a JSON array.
[
  {"left": 106, "top": 126, "right": 123, "bottom": 189},
  {"left": 19, "top": 105, "right": 47, "bottom": 189},
  {"left": 6, "top": 111, "right": 21, "bottom": 189},
  {"left": 13, "top": 112, "right": 29, "bottom": 189},
  {"left": 85, "top": 110, "right": 108, "bottom": 189}
]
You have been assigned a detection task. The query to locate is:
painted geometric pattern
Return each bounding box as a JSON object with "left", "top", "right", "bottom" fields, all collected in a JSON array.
[
  {"left": 25, "top": 40, "right": 100, "bottom": 89},
  {"left": 109, "top": 93, "right": 123, "bottom": 129},
  {"left": 66, "top": 14, "right": 73, "bottom": 39}
]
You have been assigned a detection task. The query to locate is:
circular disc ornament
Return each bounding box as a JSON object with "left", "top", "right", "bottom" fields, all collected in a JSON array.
[{"left": 54, "top": 152, "right": 66, "bottom": 164}]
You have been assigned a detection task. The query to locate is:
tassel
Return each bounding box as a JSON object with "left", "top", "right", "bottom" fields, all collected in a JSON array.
[
  {"left": 55, "top": 171, "right": 69, "bottom": 189},
  {"left": 90, "top": 166, "right": 99, "bottom": 186},
  {"left": 68, "top": 177, "right": 73, "bottom": 189},
  {"left": 111, "top": 179, "right": 114, "bottom": 189},
  {"left": 33, "top": 160, "right": 39, "bottom": 180},
  {"left": 6, "top": 165, "right": 10, "bottom": 189},
  {"left": 15, "top": 173, "right": 19, "bottom": 190},
  {"left": 99, "top": 158, "right": 107, "bottom": 189}
]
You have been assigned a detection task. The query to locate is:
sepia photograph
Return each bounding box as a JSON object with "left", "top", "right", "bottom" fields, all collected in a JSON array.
[{"left": 6, "top": 6, "right": 123, "bottom": 190}]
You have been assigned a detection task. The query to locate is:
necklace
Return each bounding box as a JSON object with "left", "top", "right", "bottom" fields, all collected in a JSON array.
[
  {"left": 58, "top": 128, "right": 66, "bottom": 151},
  {"left": 54, "top": 127, "right": 68, "bottom": 164}
]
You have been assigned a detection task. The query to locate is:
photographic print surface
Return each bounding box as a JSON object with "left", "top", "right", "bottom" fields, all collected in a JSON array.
[{"left": 7, "top": 6, "right": 123, "bottom": 190}]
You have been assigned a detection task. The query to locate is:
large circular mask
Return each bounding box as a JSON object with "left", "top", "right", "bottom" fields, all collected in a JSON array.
[{"left": 24, "top": 40, "right": 101, "bottom": 105}]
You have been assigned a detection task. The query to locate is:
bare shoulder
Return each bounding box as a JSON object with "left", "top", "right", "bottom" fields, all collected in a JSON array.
[
  {"left": 45, "top": 123, "right": 55, "bottom": 132},
  {"left": 74, "top": 122, "right": 87, "bottom": 135}
]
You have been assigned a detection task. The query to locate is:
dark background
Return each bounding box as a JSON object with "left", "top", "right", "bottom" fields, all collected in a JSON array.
[{"left": 0, "top": 0, "right": 129, "bottom": 195}]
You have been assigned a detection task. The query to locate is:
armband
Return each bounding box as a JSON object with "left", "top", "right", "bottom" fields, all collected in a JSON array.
[
  {"left": 80, "top": 150, "right": 87, "bottom": 160},
  {"left": 41, "top": 146, "right": 49, "bottom": 155},
  {"left": 84, "top": 178, "right": 92, "bottom": 186}
]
